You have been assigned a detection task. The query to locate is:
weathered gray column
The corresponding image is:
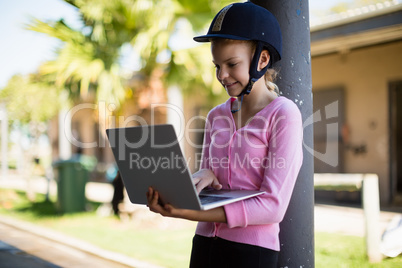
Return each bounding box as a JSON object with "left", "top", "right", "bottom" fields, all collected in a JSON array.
[{"left": 251, "top": 0, "right": 314, "bottom": 267}]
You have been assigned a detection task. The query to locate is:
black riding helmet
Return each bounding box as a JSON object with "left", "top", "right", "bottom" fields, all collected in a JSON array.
[{"left": 194, "top": 1, "right": 282, "bottom": 108}]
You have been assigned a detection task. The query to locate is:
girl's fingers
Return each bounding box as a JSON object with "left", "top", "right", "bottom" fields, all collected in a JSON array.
[
  {"left": 196, "top": 179, "right": 210, "bottom": 194},
  {"left": 195, "top": 182, "right": 203, "bottom": 194},
  {"left": 147, "top": 187, "right": 161, "bottom": 213},
  {"left": 146, "top": 187, "right": 153, "bottom": 204},
  {"left": 152, "top": 191, "right": 159, "bottom": 205},
  {"left": 150, "top": 190, "right": 158, "bottom": 207},
  {"left": 212, "top": 179, "right": 223, "bottom": 190},
  {"left": 192, "top": 177, "right": 201, "bottom": 186}
]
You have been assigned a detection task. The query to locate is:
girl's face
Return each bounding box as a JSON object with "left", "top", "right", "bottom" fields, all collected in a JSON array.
[{"left": 211, "top": 39, "right": 253, "bottom": 97}]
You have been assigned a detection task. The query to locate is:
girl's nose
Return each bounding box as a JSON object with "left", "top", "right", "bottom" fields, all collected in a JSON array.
[{"left": 217, "top": 67, "right": 228, "bottom": 81}]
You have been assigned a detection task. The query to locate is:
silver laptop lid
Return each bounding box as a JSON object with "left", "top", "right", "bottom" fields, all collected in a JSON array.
[{"left": 106, "top": 124, "right": 202, "bottom": 210}]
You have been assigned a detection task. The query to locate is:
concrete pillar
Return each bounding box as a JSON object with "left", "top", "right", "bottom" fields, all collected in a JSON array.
[
  {"left": 167, "top": 85, "right": 185, "bottom": 149},
  {"left": 363, "top": 174, "right": 382, "bottom": 263},
  {"left": 1, "top": 103, "right": 8, "bottom": 179},
  {"left": 251, "top": 0, "right": 314, "bottom": 267},
  {"left": 59, "top": 108, "right": 72, "bottom": 160},
  {"left": 167, "top": 86, "right": 184, "bottom": 135}
]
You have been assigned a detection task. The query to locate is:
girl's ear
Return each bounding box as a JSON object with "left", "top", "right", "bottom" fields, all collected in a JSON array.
[{"left": 258, "top": 50, "right": 270, "bottom": 71}]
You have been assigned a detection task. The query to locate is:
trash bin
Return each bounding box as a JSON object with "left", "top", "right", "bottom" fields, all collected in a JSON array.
[{"left": 53, "top": 157, "right": 90, "bottom": 213}]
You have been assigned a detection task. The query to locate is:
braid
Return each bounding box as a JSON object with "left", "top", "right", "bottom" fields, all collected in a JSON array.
[{"left": 264, "top": 68, "right": 280, "bottom": 95}]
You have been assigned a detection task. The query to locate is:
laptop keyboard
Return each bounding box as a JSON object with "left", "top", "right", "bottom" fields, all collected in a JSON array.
[{"left": 199, "top": 195, "right": 231, "bottom": 205}]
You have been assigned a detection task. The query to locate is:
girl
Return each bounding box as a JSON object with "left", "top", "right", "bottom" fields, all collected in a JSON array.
[{"left": 147, "top": 2, "right": 303, "bottom": 267}]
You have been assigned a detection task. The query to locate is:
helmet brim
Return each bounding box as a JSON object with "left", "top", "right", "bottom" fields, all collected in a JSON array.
[{"left": 193, "top": 34, "right": 250, "bottom": 43}]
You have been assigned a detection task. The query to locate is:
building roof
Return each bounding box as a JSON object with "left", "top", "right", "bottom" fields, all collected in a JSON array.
[{"left": 310, "top": 0, "right": 402, "bottom": 56}]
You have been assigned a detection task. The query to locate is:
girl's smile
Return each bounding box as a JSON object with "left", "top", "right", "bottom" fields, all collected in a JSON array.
[{"left": 223, "top": 81, "right": 239, "bottom": 90}]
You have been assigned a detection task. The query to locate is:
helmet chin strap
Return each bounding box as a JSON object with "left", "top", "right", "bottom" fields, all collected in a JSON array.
[
  {"left": 231, "top": 42, "right": 270, "bottom": 114},
  {"left": 231, "top": 79, "right": 256, "bottom": 113}
]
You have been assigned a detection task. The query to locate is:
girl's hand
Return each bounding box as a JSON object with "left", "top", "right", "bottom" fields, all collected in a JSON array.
[
  {"left": 146, "top": 187, "right": 186, "bottom": 218},
  {"left": 146, "top": 186, "right": 227, "bottom": 223},
  {"left": 192, "top": 169, "right": 222, "bottom": 194}
]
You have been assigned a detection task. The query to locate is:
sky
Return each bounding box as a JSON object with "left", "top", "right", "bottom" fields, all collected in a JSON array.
[
  {"left": 0, "top": 0, "right": 81, "bottom": 88},
  {"left": 0, "top": 0, "right": 352, "bottom": 89}
]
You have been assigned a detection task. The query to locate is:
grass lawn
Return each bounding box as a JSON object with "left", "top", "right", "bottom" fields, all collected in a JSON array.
[
  {"left": 316, "top": 232, "right": 402, "bottom": 267},
  {"left": 1, "top": 189, "right": 401, "bottom": 267}
]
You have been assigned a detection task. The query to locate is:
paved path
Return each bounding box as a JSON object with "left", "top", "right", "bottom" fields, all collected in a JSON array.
[
  {"left": 0, "top": 175, "right": 166, "bottom": 268},
  {"left": 0, "top": 214, "right": 164, "bottom": 268},
  {"left": 0, "top": 220, "right": 130, "bottom": 268},
  {"left": 314, "top": 203, "right": 401, "bottom": 237}
]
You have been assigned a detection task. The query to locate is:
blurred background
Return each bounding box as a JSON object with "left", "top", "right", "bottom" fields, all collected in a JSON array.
[{"left": 0, "top": 0, "right": 402, "bottom": 267}]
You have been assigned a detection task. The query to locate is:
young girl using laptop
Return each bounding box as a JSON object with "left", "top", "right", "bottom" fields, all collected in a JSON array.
[{"left": 146, "top": 2, "right": 303, "bottom": 267}]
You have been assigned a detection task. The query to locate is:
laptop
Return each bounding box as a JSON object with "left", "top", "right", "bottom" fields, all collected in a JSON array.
[{"left": 106, "top": 124, "right": 264, "bottom": 210}]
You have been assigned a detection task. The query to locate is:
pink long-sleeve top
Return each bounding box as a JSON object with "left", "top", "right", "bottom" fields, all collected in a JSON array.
[{"left": 195, "top": 96, "right": 303, "bottom": 251}]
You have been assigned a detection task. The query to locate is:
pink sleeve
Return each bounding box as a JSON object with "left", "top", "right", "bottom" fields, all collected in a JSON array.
[{"left": 225, "top": 103, "right": 303, "bottom": 228}]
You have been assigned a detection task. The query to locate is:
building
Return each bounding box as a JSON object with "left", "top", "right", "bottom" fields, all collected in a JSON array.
[{"left": 310, "top": 1, "right": 402, "bottom": 205}]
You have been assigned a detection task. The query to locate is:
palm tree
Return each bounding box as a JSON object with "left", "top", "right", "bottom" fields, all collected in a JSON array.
[
  {"left": 27, "top": 0, "right": 233, "bottom": 105},
  {"left": 22, "top": 0, "right": 234, "bottom": 162}
]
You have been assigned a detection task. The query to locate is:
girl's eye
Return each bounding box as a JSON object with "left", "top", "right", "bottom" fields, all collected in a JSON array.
[
  {"left": 228, "top": 63, "right": 238, "bottom": 67},
  {"left": 214, "top": 64, "right": 220, "bottom": 69}
]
